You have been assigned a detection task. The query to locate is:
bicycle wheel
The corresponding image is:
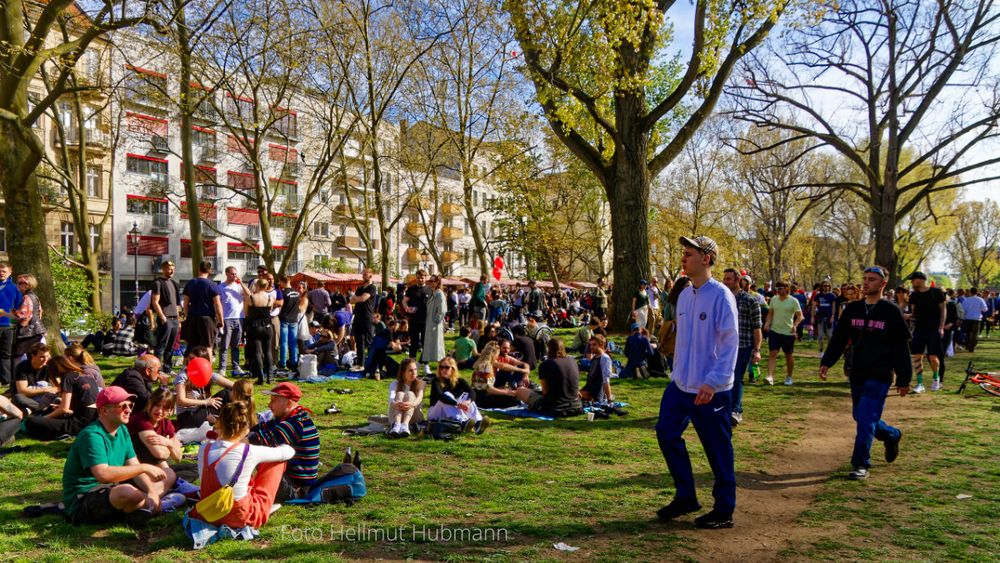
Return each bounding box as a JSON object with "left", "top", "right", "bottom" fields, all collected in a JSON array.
[{"left": 979, "top": 381, "right": 1000, "bottom": 397}]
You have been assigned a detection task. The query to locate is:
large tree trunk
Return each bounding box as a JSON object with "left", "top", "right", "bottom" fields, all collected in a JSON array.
[
  {"left": 871, "top": 183, "right": 899, "bottom": 285},
  {"left": 607, "top": 108, "right": 651, "bottom": 331},
  {"left": 0, "top": 124, "right": 62, "bottom": 346}
]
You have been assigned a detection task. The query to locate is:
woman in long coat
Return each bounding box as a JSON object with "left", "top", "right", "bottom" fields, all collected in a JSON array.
[{"left": 423, "top": 275, "right": 447, "bottom": 363}]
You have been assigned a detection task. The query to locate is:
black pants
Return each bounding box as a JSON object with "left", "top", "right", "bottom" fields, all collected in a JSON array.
[
  {"left": 0, "top": 328, "right": 14, "bottom": 386},
  {"left": 352, "top": 321, "right": 373, "bottom": 367},
  {"left": 154, "top": 317, "right": 179, "bottom": 371},
  {"left": 24, "top": 408, "right": 97, "bottom": 441},
  {"left": 408, "top": 322, "right": 425, "bottom": 361},
  {"left": 246, "top": 320, "right": 273, "bottom": 382},
  {"left": 0, "top": 417, "right": 19, "bottom": 445}
]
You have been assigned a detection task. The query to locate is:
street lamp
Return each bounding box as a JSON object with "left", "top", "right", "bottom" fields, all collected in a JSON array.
[
  {"left": 420, "top": 250, "right": 431, "bottom": 273},
  {"left": 127, "top": 222, "right": 141, "bottom": 307}
]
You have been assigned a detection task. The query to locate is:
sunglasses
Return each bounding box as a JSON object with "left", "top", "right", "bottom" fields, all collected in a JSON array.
[
  {"left": 863, "top": 266, "right": 886, "bottom": 278},
  {"left": 438, "top": 365, "right": 455, "bottom": 370},
  {"left": 110, "top": 402, "right": 133, "bottom": 411}
]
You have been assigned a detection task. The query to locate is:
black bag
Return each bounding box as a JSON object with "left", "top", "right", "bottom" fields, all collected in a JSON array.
[{"left": 648, "top": 351, "right": 667, "bottom": 378}]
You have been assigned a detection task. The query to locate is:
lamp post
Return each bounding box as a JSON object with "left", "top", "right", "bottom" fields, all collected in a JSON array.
[
  {"left": 420, "top": 250, "right": 431, "bottom": 274},
  {"left": 127, "top": 222, "right": 140, "bottom": 307}
]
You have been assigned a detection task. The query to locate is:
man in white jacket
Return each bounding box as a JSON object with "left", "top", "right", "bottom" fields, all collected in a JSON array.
[{"left": 655, "top": 235, "right": 739, "bottom": 529}]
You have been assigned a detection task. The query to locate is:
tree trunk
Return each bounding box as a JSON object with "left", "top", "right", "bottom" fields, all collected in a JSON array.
[
  {"left": 0, "top": 124, "right": 62, "bottom": 346},
  {"left": 871, "top": 183, "right": 899, "bottom": 286},
  {"left": 463, "top": 178, "right": 489, "bottom": 277},
  {"left": 177, "top": 7, "right": 203, "bottom": 269},
  {"left": 607, "top": 114, "right": 651, "bottom": 332}
]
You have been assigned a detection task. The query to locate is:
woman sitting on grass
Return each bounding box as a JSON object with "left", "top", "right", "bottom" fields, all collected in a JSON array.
[
  {"left": 387, "top": 358, "right": 425, "bottom": 438},
  {"left": 185, "top": 401, "right": 295, "bottom": 544},
  {"left": 128, "top": 387, "right": 182, "bottom": 466},
  {"left": 427, "top": 356, "right": 489, "bottom": 433},
  {"left": 470, "top": 341, "right": 519, "bottom": 409},
  {"left": 65, "top": 343, "right": 107, "bottom": 387},
  {"left": 24, "top": 355, "right": 102, "bottom": 440},
  {"left": 174, "top": 346, "right": 235, "bottom": 430}
]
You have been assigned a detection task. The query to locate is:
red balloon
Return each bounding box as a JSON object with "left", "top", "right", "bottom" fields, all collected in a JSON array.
[
  {"left": 187, "top": 357, "right": 213, "bottom": 388},
  {"left": 493, "top": 256, "right": 505, "bottom": 269},
  {"left": 492, "top": 266, "right": 502, "bottom": 281},
  {"left": 740, "top": 269, "right": 747, "bottom": 276}
]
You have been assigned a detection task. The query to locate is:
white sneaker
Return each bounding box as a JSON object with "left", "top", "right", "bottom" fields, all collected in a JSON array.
[
  {"left": 930, "top": 379, "right": 941, "bottom": 391},
  {"left": 269, "top": 503, "right": 282, "bottom": 515},
  {"left": 913, "top": 384, "right": 926, "bottom": 394},
  {"left": 159, "top": 492, "right": 187, "bottom": 513},
  {"left": 784, "top": 377, "right": 793, "bottom": 386},
  {"left": 765, "top": 375, "right": 774, "bottom": 385}
]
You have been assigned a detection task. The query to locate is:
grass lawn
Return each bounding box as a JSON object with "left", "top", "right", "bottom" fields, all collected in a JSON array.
[{"left": 0, "top": 329, "right": 997, "bottom": 561}]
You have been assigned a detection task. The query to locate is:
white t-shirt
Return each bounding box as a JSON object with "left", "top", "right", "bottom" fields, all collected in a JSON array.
[
  {"left": 197, "top": 440, "right": 294, "bottom": 500},
  {"left": 268, "top": 289, "right": 280, "bottom": 317},
  {"left": 218, "top": 282, "right": 245, "bottom": 320}
]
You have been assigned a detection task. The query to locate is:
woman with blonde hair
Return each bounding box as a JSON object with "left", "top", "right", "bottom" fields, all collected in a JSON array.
[
  {"left": 470, "top": 341, "right": 519, "bottom": 409},
  {"left": 387, "top": 358, "right": 425, "bottom": 438},
  {"left": 185, "top": 401, "right": 294, "bottom": 542},
  {"left": 427, "top": 356, "right": 487, "bottom": 433},
  {"left": 0, "top": 274, "right": 47, "bottom": 358}
]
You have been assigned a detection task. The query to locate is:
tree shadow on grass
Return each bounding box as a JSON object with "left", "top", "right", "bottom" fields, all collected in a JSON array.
[{"left": 581, "top": 467, "right": 838, "bottom": 492}]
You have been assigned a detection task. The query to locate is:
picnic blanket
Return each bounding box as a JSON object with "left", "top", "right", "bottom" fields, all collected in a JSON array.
[
  {"left": 343, "top": 415, "right": 390, "bottom": 436},
  {"left": 298, "top": 370, "right": 365, "bottom": 383},
  {"left": 481, "top": 405, "right": 556, "bottom": 421}
]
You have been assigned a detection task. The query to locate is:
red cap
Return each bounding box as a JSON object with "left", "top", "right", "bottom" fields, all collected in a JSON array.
[
  {"left": 262, "top": 382, "right": 302, "bottom": 401},
  {"left": 96, "top": 386, "right": 137, "bottom": 408}
]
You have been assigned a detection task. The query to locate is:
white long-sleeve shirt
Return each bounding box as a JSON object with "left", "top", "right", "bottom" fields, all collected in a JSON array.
[
  {"left": 197, "top": 440, "right": 295, "bottom": 500},
  {"left": 671, "top": 277, "right": 739, "bottom": 393}
]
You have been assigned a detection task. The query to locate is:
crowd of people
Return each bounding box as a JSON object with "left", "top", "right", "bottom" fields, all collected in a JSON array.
[{"left": 0, "top": 250, "right": 996, "bottom": 540}]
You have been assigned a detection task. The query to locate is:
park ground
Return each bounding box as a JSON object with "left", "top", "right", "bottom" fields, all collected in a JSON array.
[{"left": 0, "top": 331, "right": 997, "bottom": 562}]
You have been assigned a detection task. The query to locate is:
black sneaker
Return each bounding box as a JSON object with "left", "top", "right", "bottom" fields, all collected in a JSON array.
[
  {"left": 694, "top": 510, "right": 734, "bottom": 529},
  {"left": 885, "top": 431, "right": 901, "bottom": 463},
  {"left": 125, "top": 507, "right": 154, "bottom": 529},
  {"left": 656, "top": 498, "right": 702, "bottom": 521}
]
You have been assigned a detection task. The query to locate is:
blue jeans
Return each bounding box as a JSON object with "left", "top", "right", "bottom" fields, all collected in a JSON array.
[
  {"left": 733, "top": 346, "right": 752, "bottom": 415},
  {"left": 219, "top": 319, "right": 243, "bottom": 372},
  {"left": 850, "top": 378, "right": 900, "bottom": 469},
  {"left": 655, "top": 382, "right": 736, "bottom": 513},
  {"left": 279, "top": 321, "right": 299, "bottom": 368}
]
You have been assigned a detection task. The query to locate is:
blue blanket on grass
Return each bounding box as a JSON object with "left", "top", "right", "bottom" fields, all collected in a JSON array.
[{"left": 297, "top": 371, "right": 365, "bottom": 383}]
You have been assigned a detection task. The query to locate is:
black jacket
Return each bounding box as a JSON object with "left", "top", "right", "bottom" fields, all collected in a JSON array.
[
  {"left": 821, "top": 299, "right": 913, "bottom": 387},
  {"left": 111, "top": 368, "right": 155, "bottom": 412}
]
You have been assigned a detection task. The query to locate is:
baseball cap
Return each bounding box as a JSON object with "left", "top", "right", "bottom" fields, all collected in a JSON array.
[
  {"left": 263, "top": 381, "right": 302, "bottom": 401},
  {"left": 309, "top": 320, "right": 321, "bottom": 327},
  {"left": 679, "top": 235, "right": 719, "bottom": 258},
  {"left": 638, "top": 279, "right": 648, "bottom": 286},
  {"left": 905, "top": 271, "right": 927, "bottom": 281},
  {"left": 629, "top": 322, "right": 640, "bottom": 331},
  {"left": 96, "top": 386, "right": 137, "bottom": 408},
  {"left": 741, "top": 274, "right": 753, "bottom": 284}
]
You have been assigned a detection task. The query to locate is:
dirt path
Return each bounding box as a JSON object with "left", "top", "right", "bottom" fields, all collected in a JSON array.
[{"left": 667, "top": 393, "right": 924, "bottom": 562}]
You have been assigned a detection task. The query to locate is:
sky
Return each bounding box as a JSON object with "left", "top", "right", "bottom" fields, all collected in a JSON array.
[{"left": 664, "top": 2, "right": 1000, "bottom": 207}]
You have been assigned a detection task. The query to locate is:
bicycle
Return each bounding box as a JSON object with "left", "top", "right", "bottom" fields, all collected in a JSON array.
[{"left": 958, "top": 362, "right": 1000, "bottom": 397}]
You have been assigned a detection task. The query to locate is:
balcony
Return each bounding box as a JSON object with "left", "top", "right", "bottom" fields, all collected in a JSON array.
[
  {"left": 441, "top": 202, "right": 463, "bottom": 216},
  {"left": 198, "top": 184, "right": 219, "bottom": 200},
  {"left": 52, "top": 127, "right": 110, "bottom": 153},
  {"left": 145, "top": 174, "right": 170, "bottom": 197},
  {"left": 201, "top": 218, "right": 219, "bottom": 237},
  {"left": 151, "top": 212, "right": 171, "bottom": 233},
  {"left": 405, "top": 222, "right": 423, "bottom": 237},
  {"left": 405, "top": 247, "right": 421, "bottom": 263},
  {"left": 441, "top": 226, "right": 464, "bottom": 241},
  {"left": 407, "top": 196, "right": 431, "bottom": 212},
  {"left": 282, "top": 162, "right": 300, "bottom": 178},
  {"left": 246, "top": 224, "right": 261, "bottom": 240},
  {"left": 199, "top": 144, "right": 218, "bottom": 163},
  {"left": 442, "top": 250, "right": 460, "bottom": 264},
  {"left": 335, "top": 235, "right": 365, "bottom": 250}
]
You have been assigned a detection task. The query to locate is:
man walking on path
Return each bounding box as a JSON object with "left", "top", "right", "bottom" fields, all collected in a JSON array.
[
  {"left": 819, "top": 266, "right": 910, "bottom": 480},
  {"left": 763, "top": 281, "right": 802, "bottom": 386},
  {"left": 961, "top": 288, "right": 988, "bottom": 353},
  {"left": 656, "top": 235, "right": 738, "bottom": 529},
  {"left": 905, "top": 271, "right": 944, "bottom": 392},
  {"left": 722, "top": 268, "right": 761, "bottom": 427}
]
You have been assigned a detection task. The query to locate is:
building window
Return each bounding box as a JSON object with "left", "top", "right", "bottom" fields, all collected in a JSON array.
[
  {"left": 125, "top": 154, "right": 168, "bottom": 180},
  {"left": 89, "top": 224, "right": 100, "bottom": 252},
  {"left": 192, "top": 127, "right": 216, "bottom": 147},
  {"left": 86, "top": 166, "right": 101, "bottom": 198},
  {"left": 126, "top": 195, "right": 168, "bottom": 215},
  {"left": 274, "top": 109, "right": 298, "bottom": 138},
  {"left": 61, "top": 222, "right": 75, "bottom": 254},
  {"left": 464, "top": 248, "right": 470, "bottom": 266},
  {"left": 313, "top": 222, "right": 329, "bottom": 238}
]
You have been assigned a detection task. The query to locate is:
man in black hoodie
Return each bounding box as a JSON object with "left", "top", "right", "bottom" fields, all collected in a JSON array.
[
  {"left": 110, "top": 354, "right": 162, "bottom": 412},
  {"left": 820, "top": 266, "right": 910, "bottom": 481}
]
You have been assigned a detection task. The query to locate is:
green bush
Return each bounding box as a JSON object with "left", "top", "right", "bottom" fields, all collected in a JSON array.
[{"left": 47, "top": 249, "right": 105, "bottom": 333}]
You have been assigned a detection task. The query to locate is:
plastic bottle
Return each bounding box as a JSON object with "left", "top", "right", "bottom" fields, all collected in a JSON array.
[{"left": 749, "top": 363, "right": 760, "bottom": 382}]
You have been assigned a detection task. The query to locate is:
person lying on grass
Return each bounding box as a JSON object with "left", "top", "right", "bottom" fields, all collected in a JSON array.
[
  {"left": 387, "top": 358, "right": 425, "bottom": 438},
  {"left": 62, "top": 386, "right": 185, "bottom": 527}
]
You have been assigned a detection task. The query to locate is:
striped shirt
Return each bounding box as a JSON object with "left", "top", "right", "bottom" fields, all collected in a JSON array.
[{"left": 252, "top": 405, "right": 320, "bottom": 486}]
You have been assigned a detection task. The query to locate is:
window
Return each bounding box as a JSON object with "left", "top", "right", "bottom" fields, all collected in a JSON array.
[
  {"left": 226, "top": 93, "right": 255, "bottom": 118},
  {"left": 0, "top": 220, "right": 6, "bottom": 252},
  {"left": 313, "top": 222, "right": 329, "bottom": 238},
  {"left": 86, "top": 166, "right": 101, "bottom": 198},
  {"left": 192, "top": 127, "right": 216, "bottom": 147},
  {"left": 273, "top": 109, "right": 298, "bottom": 138},
  {"left": 319, "top": 189, "right": 330, "bottom": 204},
  {"left": 227, "top": 170, "right": 254, "bottom": 191},
  {"left": 270, "top": 178, "right": 298, "bottom": 203},
  {"left": 464, "top": 248, "right": 470, "bottom": 266},
  {"left": 125, "top": 154, "right": 168, "bottom": 180},
  {"left": 339, "top": 224, "right": 348, "bottom": 237},
  {"left": 124, "top": 66, "right": 167, "bottom": 104},
  {"left": 313, "top": 254, "right": 327, "bottom": 267},
  {"left": 61, "top": 222, "right": 75, "bottom": 254},
  {"left": 126, "top": 195, "right": 168, "bottom": 215},
  {"left": 126, "top": 112, "right": 168, "bottom": 137},
  {"left": 268, "top": 143, "right": 298, "bottom": 163},
  {"left": 89, "top": 224, "right": 100, "bottom": 252}
]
